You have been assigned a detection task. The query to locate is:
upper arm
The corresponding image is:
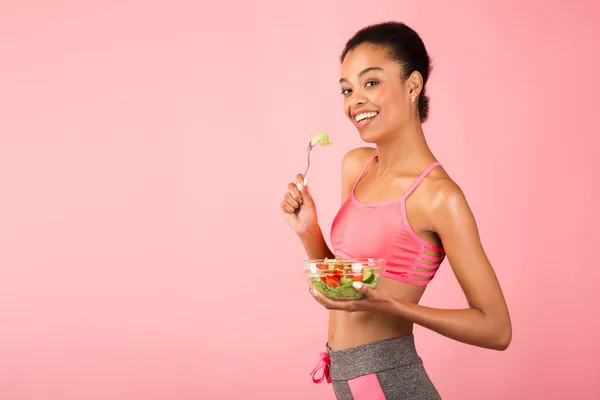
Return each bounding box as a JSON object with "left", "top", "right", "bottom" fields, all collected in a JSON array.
[
  {"left": 340, "top": 147, "right": 376, "bottom": 203},
  {"left": 430, "top": 181, "right": 511, "bottom": 327}
]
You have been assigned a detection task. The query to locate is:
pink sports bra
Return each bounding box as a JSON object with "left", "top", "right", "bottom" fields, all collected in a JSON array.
[{"left": 330, "top": 155, "right": 446, "bottom": 286}]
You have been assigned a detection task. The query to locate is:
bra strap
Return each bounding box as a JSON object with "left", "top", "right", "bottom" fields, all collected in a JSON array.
[
  {"left": 402, "top": 161, "right": 442, "bottom": 200},
  {"left": 351, "top": 154, "right": 378, "bottom": 194}
]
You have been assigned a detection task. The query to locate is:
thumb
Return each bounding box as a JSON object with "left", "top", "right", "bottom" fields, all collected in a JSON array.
[
  {"left": 297, "top": 177, "right": 315, "bottom": 206},
  {"left": 352, "top": 281, "right": 370, "bottom": 296}
]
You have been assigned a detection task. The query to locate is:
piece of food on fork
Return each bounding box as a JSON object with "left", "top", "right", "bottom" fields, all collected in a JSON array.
[{"left": 310, "top": 132, "right": 332, "bottom": 146}]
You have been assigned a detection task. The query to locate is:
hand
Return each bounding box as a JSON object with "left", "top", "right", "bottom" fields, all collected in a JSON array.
[
  {"left": 280, "top": 174, "right": 318, "bottom": 236},
  {"left": 310, "top": 282, "right": 395, "bottom": 313}
]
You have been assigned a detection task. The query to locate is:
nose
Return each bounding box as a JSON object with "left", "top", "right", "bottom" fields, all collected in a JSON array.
[{"left": 349, "top": 92, "right": 367, "bottom": 109}]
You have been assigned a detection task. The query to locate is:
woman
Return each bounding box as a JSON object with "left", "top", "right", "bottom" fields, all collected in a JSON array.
[{"left": 280, "top": 21, "right": 512, "bottom": 399}]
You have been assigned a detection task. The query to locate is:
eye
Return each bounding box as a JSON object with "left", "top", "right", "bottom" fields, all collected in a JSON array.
[
  {"left": 365, "top": 80, "right": 379, "bottom": 88},
  {"left": 341, "top": 88, "right": 352, "bottom": 96}
]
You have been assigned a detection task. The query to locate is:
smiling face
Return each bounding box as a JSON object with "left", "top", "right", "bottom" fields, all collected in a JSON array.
[{"left": 339, "top": 42, "right": 419, "bottom": 143}]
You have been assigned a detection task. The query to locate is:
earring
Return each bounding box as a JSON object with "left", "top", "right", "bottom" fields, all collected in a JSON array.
[{"left": 411, "top": 96, "right": 415, "bottom": 103}]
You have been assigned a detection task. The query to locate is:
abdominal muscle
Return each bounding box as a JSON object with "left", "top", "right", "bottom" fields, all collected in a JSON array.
[{"left": 327, "top": 277, "right": 427, "bottom": 350}]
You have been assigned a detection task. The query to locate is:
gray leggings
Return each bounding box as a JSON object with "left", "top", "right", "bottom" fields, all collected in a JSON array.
[{"left": 325, "top": 334, "right": 441, "bottom": 400}]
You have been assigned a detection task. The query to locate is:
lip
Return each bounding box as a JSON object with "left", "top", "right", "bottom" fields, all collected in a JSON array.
[{"left": 351, "top": 109, "right": 379, "bottom": 128}]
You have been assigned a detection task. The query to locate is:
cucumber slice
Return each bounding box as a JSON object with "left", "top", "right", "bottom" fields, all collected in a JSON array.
[
  {"left": 362, "top": 271, "right": 375, "bottom": 284},
  {"left": 365, "top": 274, "right": 379, "bottom": 288}
]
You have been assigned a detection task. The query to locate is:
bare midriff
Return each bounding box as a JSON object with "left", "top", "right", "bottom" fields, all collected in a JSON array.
[{"left": 327, "top": 277, "right": 427, "bottom": 350}]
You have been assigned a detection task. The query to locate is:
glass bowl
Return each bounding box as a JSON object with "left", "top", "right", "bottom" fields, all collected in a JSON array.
[{"left": 302, "top": 258, "right": 385, "bottom": 300}]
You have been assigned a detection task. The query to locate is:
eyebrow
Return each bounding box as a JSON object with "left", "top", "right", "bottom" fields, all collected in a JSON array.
[{"left": 339, "top": 67, "right": 384, "bottom": 84}]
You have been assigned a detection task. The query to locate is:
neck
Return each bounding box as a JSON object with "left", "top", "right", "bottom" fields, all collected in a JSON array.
[{"left": 374, "top": 120, "right": 436, "bottom": 175}]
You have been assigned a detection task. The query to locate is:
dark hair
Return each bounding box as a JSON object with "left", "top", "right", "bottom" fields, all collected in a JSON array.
[{"left": 341, "top": 21, "right": 433, "bottom": 122}]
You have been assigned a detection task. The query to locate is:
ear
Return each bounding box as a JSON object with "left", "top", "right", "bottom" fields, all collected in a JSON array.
[{"left": 407, "top": 71, "right": 423, "bottom": 99}]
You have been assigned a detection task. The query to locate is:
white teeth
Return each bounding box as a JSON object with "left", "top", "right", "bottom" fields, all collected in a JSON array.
[{"left": 354, "top": 111, "right": 378, "bottom": 122}]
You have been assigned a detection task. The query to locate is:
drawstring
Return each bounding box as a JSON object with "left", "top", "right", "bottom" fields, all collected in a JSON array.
[{"left": 310, "top": 352, "right": 331, "bottom": 384}]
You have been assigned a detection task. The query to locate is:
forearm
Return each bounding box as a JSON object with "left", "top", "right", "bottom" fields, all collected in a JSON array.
[
  {"left": 390, "top": 300, "right": 512, "bottom": 351},
  {"left": 298, "top": 225, "right": 335, "bottom": 260}
]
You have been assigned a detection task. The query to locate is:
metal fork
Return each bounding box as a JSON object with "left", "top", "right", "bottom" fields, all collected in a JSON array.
[
  {"left": 303, "top": 140, "right": 317, "bottom": 184},
  {"left": 295, "top": 141, "right": 316, "bottom": 213}
]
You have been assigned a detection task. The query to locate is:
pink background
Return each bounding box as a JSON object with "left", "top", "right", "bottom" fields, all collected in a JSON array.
[{"left": 1, "top": 1, "right": 599, "bottom": 399}]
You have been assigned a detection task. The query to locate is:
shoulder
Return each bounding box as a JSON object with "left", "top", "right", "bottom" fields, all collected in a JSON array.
[
  {"left": 430, "top": 176, "right": 466, "bottom": 209},
  {"left": 340, "top": 147, "right": 376, "bottom": 201},
  {"left": 426, "top": 174, "right": 475, "bottom": 232},
  {"left": 341, "top": 147, "right": 377, "bottom": 179}
]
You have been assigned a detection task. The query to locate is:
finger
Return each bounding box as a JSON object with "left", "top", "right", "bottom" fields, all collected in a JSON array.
[
  {"left": 296, "top": 173, "right": 307, "bottom": 191},
  {"left": 311, "top": 289, "right": 355, "bottom": 311},
  {"left": 296, "top": 174, "right": 315, "bottom": 206},
  {"left": 310, "top": 289, "right": 332, "bottom": 309},
  {"left": 280, "top": 199, "right": 296, "bottom": 214},
  {"left": 352, "top": 281, "right": 365, "bottom": 292},
  {"left": 352, "top": 282, "right": 372, "bottom": 297},
  {"left": 283, "top": 192, "right": 300, "bottom": 210},
  {"left": 287, "top": 182, "right": 303, "bottom": 205}
]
